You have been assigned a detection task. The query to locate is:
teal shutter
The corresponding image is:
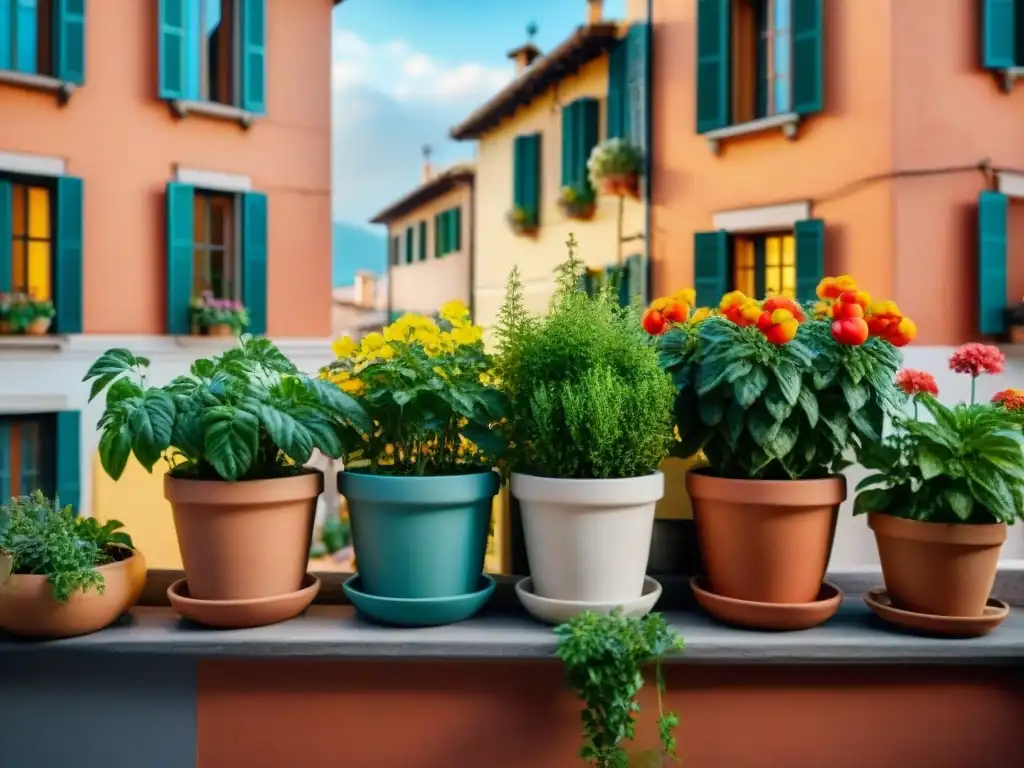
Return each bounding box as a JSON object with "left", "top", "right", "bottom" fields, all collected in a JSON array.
[
  {"left": 53, "top": 177, "right": 84, "bottom": 334},
  {"left": 693, "top": 231, "right": 728, "bottom": 308},
  {"left": 55, "top": 411, "right": 80, "bottom": 515},
  {"left": 512, "top": 136, "right": 525, "bottom": 208},
  {"left": 19, "top": 421, "right": 38, "bottom": 494},
  {"left": 978, "top": 191, "right": 1009, "bottom": 335},
  {"left": 240, "top": 0, "right": 267, "bottom": 113},
  {"left": 165, "top": 183, "right": 194, "bottom": 334},
  {"left": 696, "top": 0, "right": 730, "bottom": 133},
  {"left": 435, "top": 213, "right": 445, "bottom": 256},
  {"left": 604, "top": 264, "right": 628, "bottom": 307},
  {"left": 627, "top": 23, "right": 649, "bottom": 152},
  {"left": 0, "top": 0, "right": 9, "bottom": 70},
  {"left": 607, "top": 39, "right": 628, "bottom": 139},
  {"left": 390, "top": 235, "right": 399, "bottom": 266},
  {"left": 523, "top": 134, "right": 541, "bottom": 223},
  {"left": 158, "top": 0, "right": 188, "bottom": 99},
  {"left": 0, "top": 181, "right": 11, "bottom": 292},
  {"left": 0, "top": 422, "right": 9, "bottom": 503},
  {"left": 791, "top": 0, "right": 824, "bottom": 115},
  {"left": 794, "top": 218, "right": 825, "bottom": 304},
  {"left": 576, "top": 98, "right": 599, "bottom": 188},
  {"left": 577, "top": 270, "right": 596, "bottom": 296},
  {"left": 418, "top": 220, "right": 427, "bottom": 261},
  {"left": 626, "top": 253, "right": 646, "bottom": 305},
  {"left": 242, "top": 191, "right": 269, "bottom": 335},
  {"left": 561, "top": 104, "right": 577, "bottom": 186},
  {"left": 982, "top": 0, "right": 1016, "bottom": 68},
  {"left": 54, "top": 0, "right": 86, "bottom": 84},
  {"left": 450, "top": 208, "right": 462, "bottom": 251},
  {"left": 404, "top": 226, "right": 413, "bottom": 264}
]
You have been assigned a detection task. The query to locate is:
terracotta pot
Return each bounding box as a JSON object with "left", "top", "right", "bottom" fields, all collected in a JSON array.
[
  {"left": 25, "top": 317, "right": 51, "bottom": 335},
  {"left": 0, "top": 550, "right": 146, "bottom": 639},
  {"left": 686, "top": 470, "right": 845, "bottom": 603},
  {"left": 206, "top": 323, "right": 234, "bottom": 337},
  {"left": 0, "top": 320, "right": 11, "bottom": 334},
  {"left": 600, "top": 172, "right": 640, "bottom": 199},
  {"left": 559, "top": 200, "right": 596, "bottom": 221},
  {"left": 1009, "top": 324, "right": 1024, "bottom": 345},
  {"left": 0, "top": 552, "right": 11, "bottom": 583},
  {"left": 165, "top": 472, "right": 322, "bottom": 602},
  {"left": 869, "top": 512, "right": 1006, "bottom": 617}
]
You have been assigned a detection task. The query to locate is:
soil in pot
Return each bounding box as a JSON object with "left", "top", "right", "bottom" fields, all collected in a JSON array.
[
  {"left": 340, "top": 470, "right": 500, "bottom": 600},
  {"left": 686, "top": 470, "right": 845, "bottom": 604},
  {"left": 511, "top": 471, "right": 663, "bottom": 603},
  {"left": 869, "top": 512, "right": 1006, "bottom": 617},
  {"left": 0, "top": 548, "right": 146, "bottom": 639},
  {"left": 166, "top": 471, "right": 322, "bottom": 602}
]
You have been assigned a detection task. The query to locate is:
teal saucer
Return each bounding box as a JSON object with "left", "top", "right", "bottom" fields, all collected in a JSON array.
[{"left": 342, "top": 573, "right": 496, "bottom": 627}]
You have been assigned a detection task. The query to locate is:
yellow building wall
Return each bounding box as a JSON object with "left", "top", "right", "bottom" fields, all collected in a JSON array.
[{"left": 471, "top": 54, "right": 645, "bottom": 331}]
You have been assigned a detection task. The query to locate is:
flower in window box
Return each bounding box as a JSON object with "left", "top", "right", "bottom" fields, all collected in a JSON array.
[
  {"left": 557, "top": 183, "right": 597, "bottom": 221},
  {"left": 587, "top": 138, "right": 644, "bottom": 199},
  {"left": 189, "top": 292, "right": 250, "bottom": 337},
  {"left": 0, "top": 293, "right": 11, "bottom": 334},
  {"left": 1005, "top": 298, "right": 1024, "bottom": 344},
  {"left": 506, "top": 204, "right": 539, "bottom": 237},
  {"left": 7, "top": 292, "right": 55, "bottom": 335}
]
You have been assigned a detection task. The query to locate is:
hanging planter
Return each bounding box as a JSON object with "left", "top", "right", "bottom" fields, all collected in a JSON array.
[
  {"left": 2, "top": 292, "right": 55, "bottom": 335},
  {"left": 588, "top": 138, "right": 644, "bottom": 200},
  {"left": 506, "top": 205, "right": 539, "bottom": 237},
  {"left": 557, "top": 183, "right": 597, "bottom": 221}
]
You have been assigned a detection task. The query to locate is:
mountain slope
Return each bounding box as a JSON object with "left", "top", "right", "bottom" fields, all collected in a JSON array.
[{"left": 333, "top": 222, "right": 387, "bottom": 287}]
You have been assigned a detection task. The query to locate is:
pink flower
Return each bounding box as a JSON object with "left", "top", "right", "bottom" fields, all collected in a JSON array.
[
  {"left": 895, "top": 368, "right": 939, "bottom": 397},
  {"left": 948, "top": 343, "right": 1005, "bottom": 377}
]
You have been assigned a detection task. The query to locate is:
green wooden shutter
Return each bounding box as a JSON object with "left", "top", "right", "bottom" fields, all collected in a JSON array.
[
  {"left": 19, "top": 420, "right": 38, "bottom": 494},
  {"left": 165, "top": 183, "right": 194, "bottom": 334},
  {"left": 523, "top": 134, "right": 541, "bottom": 224},
  {"left": 0, "top": 422, "right": 9, "bottom": 503},
  {"left": 693, "top": 231, "right": 728, "bottom": 308},
  {"left": 577, "top": 270, "right": 596, "bottom": 296},
  {"left": 791, "top": 0, "right": 824, "bottom": 115},
  {"left": 0, "top": 2, "right": 9, "bottom": 70},
  {"left": 418, "top": 220, "right": 427, "bottom": 261},
  {"left": 53, "top": 176, "right": 84, "bottom": 334},
  {"left": 390, "top": 235, "right": 399, "bottom": 266},
  {"left": 696, "top": 0, "right": 730, "bottom": 133},
  {"left": 55, "top": 411, "right": 80, "bottom": 515},
  {"left": 434, "top": 213, "right": 445, "bottom": 256},
  {"left": 607, "top": 39, "right": 629, "bottom": 139},
  {"left": 0, "top": 181, "right": 11, "bottom": 293},
  {"left": 794, "top": 218, "right": 825, "bottom": 304},
  {"left": 240, "top": 0, "right": 267, "bottom": 113},
  {"left": 450, "top": 208, "right": 462, "bottom": 251},
  {"left": 158, "top": 0, "right": 188, "bottom": 99},
  {"left": 576, "top": 98, "right": 599, "bottom": 188},
  {"left": 982, "top": 0, "right": 1016, "bottom": 68},
  {"left": 627, "top": 23, "right": 649, "bottom": 152},
  {"left": 242, "top": 192, "right": 268, "bottom": 335},
  {"left": 626, "top": 253, "right": 646, "bottom": 305},
  {"left": 404, "top": 226, "right": 414, "bottom": 264},
  {"left": 54, "top": 0, "right": 86, "bottom": 84},
  {"left": 978, "top": 191, "right": 1009, "bottom": 335},
  {"left": 512, "top": 136, "right": 525, "bottom": 209},
  {"left": 561, "top": 104, "right": 577, "bottom": 186}
]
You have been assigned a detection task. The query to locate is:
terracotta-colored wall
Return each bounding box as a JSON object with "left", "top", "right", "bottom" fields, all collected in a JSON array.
[
  {"left": 197, "top": 660, "right": 1024, "bottom": 768},
  {"left": 387, "top": 181, "right": 474, "bottom": 315},
  {"left": 0, "top": 0, "right": 333, "bottom": 336}
]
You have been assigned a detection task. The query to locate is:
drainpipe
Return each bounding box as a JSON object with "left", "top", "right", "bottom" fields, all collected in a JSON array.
[
  {"left": 386, "top": 229, "right": 393, "bottom": 323},
  {"left": 468, "top": 175, "right": 476, "bottom": 321},
  {"left": 643, "top": 0, "right": 653, "bottom": 296}
]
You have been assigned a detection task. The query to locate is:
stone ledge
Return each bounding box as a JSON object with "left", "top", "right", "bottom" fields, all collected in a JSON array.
[
  {"left": 0, "top": 70, "right": 75, "bottom": 104},
  {"left": 168, "top": 99, "right": 254, "bottom": 128}
]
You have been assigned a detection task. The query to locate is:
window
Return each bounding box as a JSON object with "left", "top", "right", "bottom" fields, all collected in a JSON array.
[
  {"left": 0, "top": 0, "right": 84, "bottom": 83},
  {"left": 389, "top": 235, "right": 400, "bottom": 267},
  {"left": 158, "top": 0, "right": 266, "bottom": 114},
  {"left": 579, "top": 255, "right": 647, "bottom": 306},
  {"left": 561, "top": 99, "right": 599, "bottom": 188},
  {"left": 0, "top": 174, "right": 83, "bottom": 334},
  {"left": 192, "top": 191, "right": 237, "bottom": 299},
  {"left": 695, "top": 0, "right": 822, "bottom": 134},
  {"left": 732, "top": 232, "right": 796, "bottom": 298},
  {"left": 0, "top": 410, "right": 79, "bottom": 512},
  {"left": 435, "top": 207, "right": 462, "bottom": 258},
  {"left": 165, "top": 183, "right": 267, "bottom": 335},
  {"left": 512, "top": 134, "right": 541, "bottom": 226}
]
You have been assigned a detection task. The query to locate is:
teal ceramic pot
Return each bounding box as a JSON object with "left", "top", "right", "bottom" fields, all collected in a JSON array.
[{"left": 339, "top": 470, "right": 500, "bottom": 599}]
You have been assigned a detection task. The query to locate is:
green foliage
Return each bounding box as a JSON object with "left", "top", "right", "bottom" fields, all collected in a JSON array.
[
  {"left": 493, "top": 236, "right": 673, "bottom": 479},
  {"left": 855, "top": 395, "right": 1024, "bottom": 524},
  {"left": 657, "top": 315, "right": 905, "bottom": 480},
  {"left": 0, "top": 491, "right": 134, "bottom": 603},
  {"left": 189, "top": 292, "right": 250, "bottom": 332},
  {"left": 555, "top": 610, "right": 685, "bottom": 768},
  {"left": 322, "top": 302, "right": 509, "bottom": 476},
  {"left": 587, "top": 138, "right": 644, "bottom": 187},
  {"left": 85, "top": 335, "right": 371, "bottom": 482}
]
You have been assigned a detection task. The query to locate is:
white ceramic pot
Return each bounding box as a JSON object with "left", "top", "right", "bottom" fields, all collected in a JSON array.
[{"left": 511, "top": 471, "right": 663, "bottom": 603}]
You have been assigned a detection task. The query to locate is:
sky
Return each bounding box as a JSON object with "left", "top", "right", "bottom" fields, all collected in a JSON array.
[{"left": 331, "top": 0, "right": 628, "bottom": 229}]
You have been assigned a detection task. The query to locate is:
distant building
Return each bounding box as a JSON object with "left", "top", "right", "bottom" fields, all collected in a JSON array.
[
  {"left": 370, "top": 161, "right": 475, "bottom": 321},
  {"left": 331, "top": 271, "right": 388, "bottom": 339}
]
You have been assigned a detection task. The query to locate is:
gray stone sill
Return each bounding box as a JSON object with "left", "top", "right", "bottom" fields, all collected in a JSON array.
[
  {"left": 168, "top": 99, "right": 254, "bottom": 128},
  {"left": 0, "top": 69, "right": 75, "bottom": 104},
  {"left": 173, "top": 335, "right": 237, "bottom": 350},
  {"left": 703, "top": 113, "right": 800, "bottom": 155},
  {"left": 0, "top": 334, "right": 69, "bottom": 351},
  {"left": 2, "top": 601, "right": 1021, "bottom": 663},
  {"left": 997, "top": 67, "right": 1024, "bottom": 93}
]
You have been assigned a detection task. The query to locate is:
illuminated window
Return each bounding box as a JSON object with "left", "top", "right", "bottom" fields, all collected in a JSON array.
[
  {"left": 0, "top": 414, "right": 55, "bottom": 501},
  {"left": 732, "top": 232, "right": 796, "bottom": 298},
  {"left": 8, "top": 179, "right": 53, "bottom": 301},
  {"left": 192, "top": 191, "right": 237, "bottom": 299}
]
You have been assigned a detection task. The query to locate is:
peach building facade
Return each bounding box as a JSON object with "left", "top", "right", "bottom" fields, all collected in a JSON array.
[
  {"left": 646, "top": 0, "right": 1024, "bottom": 564},
  {"left": 0, "top": 0, "right": 338, "bottom": 566}
]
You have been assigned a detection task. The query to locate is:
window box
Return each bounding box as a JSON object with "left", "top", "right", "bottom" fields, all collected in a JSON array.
[
  {"left": 506, "top": 207, "right": 539, "bottom": 238},
  {"left": 557, "top": 185, "right": 596, "bottom": 222},
  {"left": 0, "top": 0, "right": 86, "bottom": 103}
]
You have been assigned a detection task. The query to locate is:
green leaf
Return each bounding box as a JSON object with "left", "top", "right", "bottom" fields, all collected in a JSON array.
[
  {"left": 129, "top": 390, "right": 176, "bottom": 471},
  {"left": 393, "top": 390, "right": 415, "bottom": 407},
  {"left": 696, "top": 357, "right": 730, "bottom": 396},
  {"left": 796, "top": 386, "right": 819, "bottom": 428},
  {"left": 942, "top": 485, "right": 974, "bottom": 521},
  {"left": 259, "top": 404, "right": 316, "bottom": 465},
  {"left": 916, "top": 445, "right": 948, "bottom": 480},
  {"left": 697, "top": 395, "right": 725, "bottom": 427},
  {"left": 723, "top": 359, "right": 753, "bottom": 383},
  {"left": 853, "top": 488, "right": 892, "bottom": 516},
  {"left": 765, "top": 419, "right": 799, "bottom": 460},
  {"left": 841, "top": 377, "right": 869, "bottom": 412},
  {"left": 855, "top": 473, "right": 888, "bottom": 492},
  {"left": 202, "top": 407, "right": 260, "bottom": 480},
  {"left": 98, "top": 422, "right": 132, "bottom": 481},
  {"left": 734, "top": 366, "right": 769, "bottom": 408},
  {"left": 302, "top": 415, "right": 344, "bottom": 460},
  {"left": 746, "top": 403, "right": 781, "bottom": 448},
  {"left": 462, "top": 422, "right": 508, "bottom": 459},
  {"left": 171, "top": 408, "right": 204, "bottom": 460},
  {"left": 302, "top": 377, "right": 372, "bottom": 433},
  {"left": 773, "top": 361, "right": 801, "bottom": 406},
  {"left": 83, "top": 348, "right": 145, "bottom": 401}
]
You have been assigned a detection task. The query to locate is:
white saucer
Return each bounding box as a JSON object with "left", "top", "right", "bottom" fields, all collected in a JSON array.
[{"left": 514, "top": 576, "right": 663, "bottom": 625}]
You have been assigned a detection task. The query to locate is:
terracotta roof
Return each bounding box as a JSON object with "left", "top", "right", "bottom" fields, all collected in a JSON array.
[
  {"left": 450, "top": 23, "right": 621, "bottom": 141},
  {"left": 369, "top": 164, "right": 475, "bottom": 225}
]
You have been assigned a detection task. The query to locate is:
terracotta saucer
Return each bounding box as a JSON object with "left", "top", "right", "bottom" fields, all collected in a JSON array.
[
  {"left": 689, "top": 576, "right": 842, "bottom": 631},
  {"left": 863, "top": 587, "right": 1010, "bottom": 638},
  {"left": 168, "top": 573, "right": 320, "bottom": 629}
]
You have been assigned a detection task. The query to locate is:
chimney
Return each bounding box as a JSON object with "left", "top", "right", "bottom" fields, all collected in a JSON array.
[
  {"left": 507, "top": 43, "right": 541, "bottom": 74},
  {"left": 586, "top": 0, "right": 604, "bottom": 24},
  {"left": 421, "top": 144, "right": 434, "bottom": 183}
]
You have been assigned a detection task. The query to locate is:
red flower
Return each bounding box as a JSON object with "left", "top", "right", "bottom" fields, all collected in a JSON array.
[
  {"left": 948, "top": 343, "right": 1005, "bottom": 377},
  {"left": 895, "top": 368, "right": 939, "bottom": 397},
  {"left": 992, "top": 388, "right": 1024, "bottom": 411}
]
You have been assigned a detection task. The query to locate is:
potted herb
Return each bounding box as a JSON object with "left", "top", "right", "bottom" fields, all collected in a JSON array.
[
  {"left": 854, "top": 346, "right": 1024, "bottom": 619},
  {"left": 85, "top": 335, "right": 370, "bottom": 627},
  {"left": 588, "top": 138, "right": 644, "bottom": 199},
  {"left": 506, "top": 204, "right": 539, "bottom": 237},
  {"left": 1005, "top": 299, "right": 1024, "bottom": 344},
  {"left": 495, "top": 236, "right": 673, "bottom": 604},
  {"left": 648, "top": 278, "right": 911, "bottom": 625},
  {"left": 555, "top": 610, "right": 684, "bottom": 768},
  {"left": 558, "top": 183, "right": 597, "bottom": 221},
  {"left": 7, "top": 292, "right": 55, "bottom": 334},
  {"left": 190, "top": 291, "right": 250, "bottom": 336},
  {"left": 0, "top": 293, "right": 11, "bottom": 334},
  {"left": 0, "top": 491, "right": 146, "bottom": 638},
  {"left": 324, "top": 299, "right": 508, "bottom": 624}
]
